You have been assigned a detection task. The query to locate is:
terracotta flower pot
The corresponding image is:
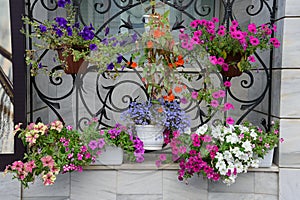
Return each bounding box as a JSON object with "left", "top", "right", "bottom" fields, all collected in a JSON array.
[
  {"left": 220, "top": 53, "right": 243, "bottom": 78},
  {"left": 57, "top": 46, "right": 88, "bottom": 74}
]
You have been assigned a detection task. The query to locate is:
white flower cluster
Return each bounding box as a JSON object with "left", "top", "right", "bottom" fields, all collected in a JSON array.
[{"left": 211, "top": 125, "right": 260, "bottom": 185}]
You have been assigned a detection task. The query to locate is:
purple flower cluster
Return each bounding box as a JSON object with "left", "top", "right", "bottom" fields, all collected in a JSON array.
[
  {"left": 133, "top": 137, "right": 144, "bottom": 163},
  {"left": 57, "top": 0, "right": 71, "bottom": 8},
  {"left": 79, "top": 24, "right": 95, "bottom": 40},
  {"left": 121, "top": 101, "right": 153, "bottom": 125},
  {"left": 161, "top": 100, "right": 190, "bottom": 132}
]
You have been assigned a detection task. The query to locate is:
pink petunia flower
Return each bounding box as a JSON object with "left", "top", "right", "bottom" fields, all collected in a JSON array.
[
  {"left": 191, "top": 91, "right": 198, "bottom": 99},
  {"left": 212, "top": 91, "right": 220, "bottom": 99},
  {"left": 226, "top": 117, "right": 235, "bottom": 125},
  {"left": 248, "top": 23, "right": 257, "bottom": 33},
  {"left": 159, "top": 154, "right": 167, "bottom": 161},
  {"left": 218, "top": 90, "right": 226, "bottom": 98},
  {"left": 41, "top": 155, "right": 54, "bottom": 168},
  {"left": 222, "top": 63, "right": 229, "bottom": 71},
  {"left": 209, "top": 56, "right": 218, "bottom": 65},
  {"left": 210, "top": 100, "right": 219, "bottom": 108},
  {"left": 223, "top": 102, "right": 234, "bottom": 111},
  {"left": 155, "top": 160, "right": 162, "bottom": 168},
  {"left": 24, "top": 160, "right": 36, "bottom": 173},
  {"left": 248, "top": 55, "right": 256, "bottom": 63},
  {"left": 250, "top": 37, "right": 260, "bottom": 46},
  {"left": 224, "top": 81, "right": 231, "bottom": 87}
]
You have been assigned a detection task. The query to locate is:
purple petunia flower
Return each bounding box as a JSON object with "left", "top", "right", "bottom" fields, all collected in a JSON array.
[
  {"left": 79, "top": 25, "right": 95, "bottom": 40},
  {"left": 56, "top": 29, "right": 64, "bottom": 37},
  {"left": 73, "top": 22, "right": 80, "bottom": 29},
  {"left": 117, "top": 55, "right": 123, "bottom": 63},
  {"left": 89, "top": 43, "right": 98, "bottom": 51},
  {"left": 88, "top": 140, "right": 98, "bottom": 150},
  {"left": 55, "top": 17, "right": 67, "bottom": 28},
  {"left": 66, "top": 26, "right": 72, "bottom": 36},
  {"left": 107, "top": 63, "right": 114, "bottom": 70},
  {"left": 105, "top": 27, "right": 110, "bottom": 36},
  {"left": 132, "top": 33, "right": 138, "bottom": 43},
  {"left": 57, "top": 0, "right": 71, "bottom": 8},
  {"left": 39, "top": 24, "right": 47, "bottom": 33}
]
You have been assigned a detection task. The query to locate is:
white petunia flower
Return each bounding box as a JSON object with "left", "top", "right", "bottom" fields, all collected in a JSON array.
[
  {"left": 224, "top": 151, "right": 234, "bottom": 162},
  {"left": 238, "top": 125, "right": 249, "bottom": 133},
  {"left": 196, "top": 124, "right": 208, "bottom": 135},
  {"left": 251, "top": 159, "right": 259, "bottom": 168},
  {"left": 242, "top": 140, "right": 252, "bottom": 152},
  {"left": 226, "top": 133, "right": 239, "bottom": 144},
  {"left": 250, "top": 130, "right": 257, "bottom": 139}
]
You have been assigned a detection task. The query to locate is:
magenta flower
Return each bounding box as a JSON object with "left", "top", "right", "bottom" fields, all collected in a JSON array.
[
  {"left": 159, "top": 154, "right": 167, "bottom": 161},
  {"left": 89, "top": 140, "right": 98, "bottom": 150},
  {"left": 190, "top": 20, "right": 198, "bottom": 28},
  {"left": 226, "top": 117, "right": 235, "bottom": 125},
  {"left": 98, "top": 138, "right": 105, "bottom": 148},
  {"left": 218, "top": 90, "right": 226, "bottom": 98},
  {"left": 224, "top": 81, "right": 231, "bottom": 87},
  {"left": 191, "top": 91, "right": 198, "bottom": 99},
  {"left": 280, "top": 138, "right": 284, "bottom": 143},
  {"left": 222, "top": 63, "right": 229, "bottom": 71},
  {"left": 193, "top": 30, "right": 202, "bottom": 37},
  {"left": 248, "top": 23, "right": 257, "bottom": 33},
  {"left": 212, "top": 91, "right": 220, "bottom": 99},
  {"left": 232, "top": 20, "right": 239, "bottom": 27},
  {"left": 209, "top": 56, "right": 218, "bottom": 65},
  {"left": 11, "top": 161, "right": 24, "bottom": 172},
  {"left": 248, "top": 55, "right": 256, "bottom": 63},
  {"left": 155, "top": 160, "right": 162, "bottom": 167},
  {"left": 210, "top": 100, "right": 219, "bottom": 108},
  {"left": 250, "top": 37, "right": 260, "bottom": 46},
  {"left": 212, "top": 17, "right": 219, "bottom": 23},
  {"left": 217, "top": 30, "right": 225, "bottom": 36},
  {"left": 223, "top": 102, "right": 234, "bottom": 111},
  {"left": 217, "top": 57, "right": 224, "bottom": 65}
]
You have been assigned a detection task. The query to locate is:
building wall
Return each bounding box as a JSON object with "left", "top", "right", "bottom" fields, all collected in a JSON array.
[
  {"left": 276, "top": 0, "right": 300, "bottom": 199},
  {"left": 3, "top": 0, "right": 300, "bottom": 199},
  {"left": 1, "top": 167, "right": 279, "bottom": 200}
]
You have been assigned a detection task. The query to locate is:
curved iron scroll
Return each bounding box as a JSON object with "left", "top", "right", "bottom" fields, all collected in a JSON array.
[{"left": 27, "top": 0, "right": 277, "bottom": 131}]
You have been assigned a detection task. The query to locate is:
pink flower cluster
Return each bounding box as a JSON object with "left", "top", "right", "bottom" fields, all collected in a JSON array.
[
  {"left": 177, "top": 133, "right": 221, "bottom": 182},
  {"left": 5, "top": 160, "right": 36, "bottom": 181},
  {"left": 180, "top": 18, "right": 280, "bottom": 72}
]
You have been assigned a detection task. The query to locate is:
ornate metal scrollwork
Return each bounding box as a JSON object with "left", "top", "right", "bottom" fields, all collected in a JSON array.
[{"left": 27, "top": 0, "right": 277, "bottom": 131}]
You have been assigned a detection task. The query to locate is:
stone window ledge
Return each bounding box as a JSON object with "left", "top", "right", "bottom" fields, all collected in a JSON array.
[{"left": 84, "top": 163, "right": 279, "bottom": 172}]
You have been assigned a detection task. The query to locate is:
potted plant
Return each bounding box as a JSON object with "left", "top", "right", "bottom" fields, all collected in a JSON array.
[
  {"left": 156, "top": 121, "right": 283, "bottom": 185},
  {"left": 80, "top": 119, "right": 145, "bottom": 164},
  {"left": 23, "top": 0, "right": 137, "bottom": 77},
  {"left": 4, "top": 121, "right": 93, "bottom": 188},
  {"left": 121, "top": 98, "right": 190, "bottom": 150},
  {"left": 180, "top": 18, "right": 281, "bottom": 77}
]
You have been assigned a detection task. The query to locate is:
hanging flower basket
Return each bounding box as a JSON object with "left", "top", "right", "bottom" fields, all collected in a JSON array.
[
  {"left": 57, "top": 46, "right": 88, "bottom": 74},
  {"left": 220, "top": 53, "right": 243, "bottom": 77}
]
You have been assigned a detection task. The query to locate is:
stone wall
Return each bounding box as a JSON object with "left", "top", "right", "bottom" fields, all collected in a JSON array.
[{"left": 0, "top": 166, "right": 279, "bottom": 200}]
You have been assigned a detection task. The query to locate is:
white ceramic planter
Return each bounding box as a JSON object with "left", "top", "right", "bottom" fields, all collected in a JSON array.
[
  {"left": 135, "top": 125, "right": 165, "bottom": 150},
  {"left": 258, "top": 148, "right": 274, "bottom": 167},
  {"left": 93, "top": 146, "right": 123, "bottom": 165}
]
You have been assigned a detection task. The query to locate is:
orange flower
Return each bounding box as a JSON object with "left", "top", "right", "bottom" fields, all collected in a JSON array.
[
  {"left": 153, "top": 29, "right": 165, "bottom": 39},
  {"left": 147, "top": 41, "right": 153, "bottom": 48},
  {"left": 163, "top": 91, "right": 175, "bottom": 102},
  {"left": 127, "top": 61, "right": 137, "bottom": 68},
  {"left": 174, "top": 86, "right": 182, "bottom": 94},
  {"left": 157, "top": 107, "right": 163, "bottom": 113},
  {"left": 175, "top": 55, "right": 184, "bottom": 66},
  {"left": 168, "top": 63, "right": 174, "bottom": 68}
]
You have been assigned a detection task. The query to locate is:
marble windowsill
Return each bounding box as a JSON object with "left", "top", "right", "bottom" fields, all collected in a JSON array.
[{"left": 84, "top": 163, "right": 279, "bottom": 172}]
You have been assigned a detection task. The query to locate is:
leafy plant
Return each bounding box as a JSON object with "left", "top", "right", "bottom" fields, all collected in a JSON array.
[
  {"left": 80, "top": 120, "right": 145, "bottom": 163},
  {"left": 4, "top": 121, "right": 93, "bottom": 188},
  {"left": 180, "top": 18, "right": 280, "bottom": 72}
]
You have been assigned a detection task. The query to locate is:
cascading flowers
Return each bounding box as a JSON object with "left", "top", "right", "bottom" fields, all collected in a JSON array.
[
  {"left": 180, "top": 17, "right": 280, "bottom": 75},
  {"left": 5, "top": 120, "right": 93, "bottom": 188}
]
